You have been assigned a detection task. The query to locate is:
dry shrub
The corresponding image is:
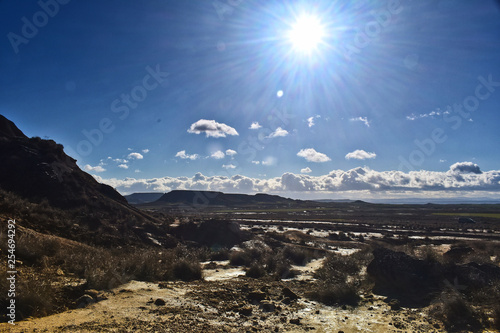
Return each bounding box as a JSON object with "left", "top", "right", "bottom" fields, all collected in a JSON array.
[
  {"left": 430, "top": 291, "right": 482, "bottom": 332},
  {"left": 246, "top": 262, "right": 267, "bottom": 278},
  {"left": 308, "top": 281, "right": 360, "bottom": 306},
  {"left": 493, "top": 304, "right": 500, "bottom": 330},
  {"left": 314, "top": 252, "right": 362, "bottom": 282},
  {"left": 169, "top": 258, "right": 202, "bottom": 281},
  {"left": 14, "top": 275, "right": 57, "bottom": 320},
  {"left": 209, "top": 248, "right": 230, "bottom": 261},
  {"left": 281, "top": 246, "right": 315, "bottom": 266},
  {"left": 229, "top": 251, "right": 253, "bottom": 266},
  {"left": 308, "top": 249, "right": 370, "bottom": 307}
]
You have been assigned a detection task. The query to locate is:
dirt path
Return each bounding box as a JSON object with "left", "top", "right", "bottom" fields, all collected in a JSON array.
[{"left": 1, "top": 262, "right": 446, "bottom": 333}]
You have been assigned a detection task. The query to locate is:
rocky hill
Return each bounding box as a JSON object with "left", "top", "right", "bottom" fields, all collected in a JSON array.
[{"left": 0, "top": 115, "right": 172, "bottom": 247}]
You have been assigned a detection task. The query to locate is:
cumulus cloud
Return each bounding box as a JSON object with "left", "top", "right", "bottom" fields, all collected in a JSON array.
[
  {"left": 450, "top": 162, "right": 482, "bottom": 174},
  {"left": 222, "top": 164, "right": 236, "bottom": 169},
  {"left": 211, "top": 150, "right": 225, "bottom": 159},
  {"left": 345, "top": 150, "right": 377, "bottom": 160},
  {"left": 94, "top": 163, "right": 500, "bottom": 197},
  {"left": 301, "top": 167, "right": 312, "bottom": 174},
  {"left": 142, "top": 149, "right": 150, "bottom": 154},
  {"left": 249, "top": 122, "right": 262, "bottom": 130},
  {"left": 128, "top": 152, "right": 144, "bottom": 160},
  {"left": 175, "top": 150, "right": 199, "bottom": 160},
  {"left": 108, "top": 157, "right": 128, "bottom": 164},
  {"left": 226, "top": 149, "right": 237, "bottom": 157},
  {"left": 297, "top": 148, "right": 331, "bottom": 163},
  {"left": 251, "top": 161, "right": 260, "bottom": 165},
  {"left": 84, "top": 164, "right": 106, "bottom": 173},
  {"left": 188, "top": 119, "right": 238, "bottom": 138},
  {"left": 267, "top": 127, "right": 289, "bottom": 138},
  {"left": 118, "top": 164, "right": 129, "bottom": 169},
  {"left": 307, "top": 115, "right": 320, "bottom": 128},
  {"left": 350, "top": 116, "right": 370, "bottom": 127}
]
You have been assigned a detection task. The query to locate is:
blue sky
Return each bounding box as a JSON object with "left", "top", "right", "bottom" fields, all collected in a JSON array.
[{"left": 1, "top": 0, "right": 500, "bottom": 199}]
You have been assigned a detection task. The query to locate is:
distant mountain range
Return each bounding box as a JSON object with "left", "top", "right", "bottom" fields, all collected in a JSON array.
[
  {"left": 136, "top": 190, "right": 305, "bottom": 208},
  {"left": 126, "top": 191, "right": 500, "bottom": 206}
]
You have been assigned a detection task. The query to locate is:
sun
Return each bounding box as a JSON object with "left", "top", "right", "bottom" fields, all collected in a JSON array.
[{"left": 288, "top": 14, "right": 325, "bottom": 53}]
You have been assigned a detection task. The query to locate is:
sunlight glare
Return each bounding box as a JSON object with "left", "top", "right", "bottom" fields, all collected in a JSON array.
[{"left": 288, "top": 14, "right": 325, "bottom": 53}]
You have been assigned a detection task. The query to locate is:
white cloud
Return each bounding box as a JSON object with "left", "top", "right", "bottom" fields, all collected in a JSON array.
[
  {"left": 301, "top": 167, "right": 312, "bottom": 174},
  {"left": 108, "top": 157, "right": 128, "bottom": 163},
  {"left": 83, "top": 164, "right": 106, "bottom": 173},
  {"left": 142, "top": 149, "right": 150, "bottom": 154},
  {"left": 226, "top": 149, "right": 237, "bottom": 156},
  {"left": 251, "top": 161, "right": 260, "bottom": 165},
  {"left": 175, "top": 150, "right": 199, "bottom": 160},
  {"left": 94, "top": 162, "right": 500, "bottom": 197},
  {"left": 307, "top": 117, "right": 315, "bottom": 128},
  {"left": 267, "top": 127, "right": 289, "bottom": 138},
  {"left": 345, "top": 150, "right": 377, "bottom": 160},
  {"left": 128, "top": 152, "right": 144, "bottom": 160},
  {"left": 297, "top": 148, "right": 331, "bottom": 163},
  {"left": 407, "top": 108, "right": 451, "bottom": 121},
  {"left": 188, "top": 119, "right": 239, "bottom": 138},
  {"left": 118, "top": 164, "right": 129, "bottom": 169},
  {"left": 249, "top": 122, "right": 262, "bottom": 130},
  {"left": 222, "top": 164, "right": 236, "bottom": 169},
  {"left": 450, "top": 161, "right": 482, "bottom": 174},
  {"left": 307, "top": 115, "right": 320, "bottom": 128},
  {"left": 211, "top": 150, "right": 225, "bottom": 159},
  {"left": 350, "top": 116, "right": 370, "bottom": 127}
]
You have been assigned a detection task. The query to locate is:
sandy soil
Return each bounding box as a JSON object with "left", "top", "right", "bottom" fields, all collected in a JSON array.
[{"left": 1, "top": 260, "right": 447, "bottom": 333}]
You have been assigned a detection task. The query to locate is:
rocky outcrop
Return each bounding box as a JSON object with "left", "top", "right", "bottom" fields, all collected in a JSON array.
[
  {"left": 170, "top": 219, "right": 250, "bottom": 248},
  {"left": 0, "top": 115, "right": 126, "bottom": 208},
  {"left": 367, "top": 248, "right": 443, "bottom": 307},
  {"left": 367, "top": 247, "right": 500, "bottom": 308}
]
